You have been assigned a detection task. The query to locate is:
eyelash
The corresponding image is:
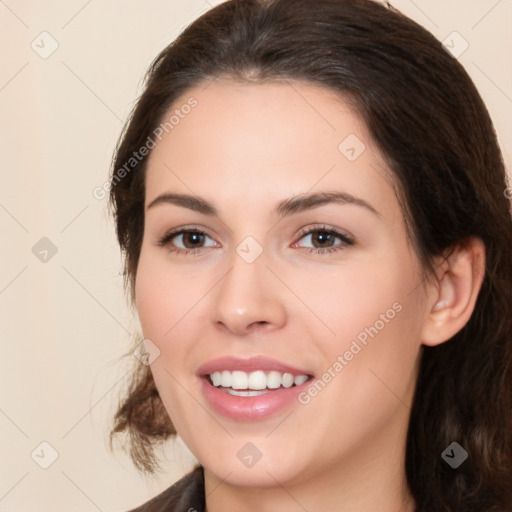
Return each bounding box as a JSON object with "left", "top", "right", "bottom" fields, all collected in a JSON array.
[{"left": 156, "top": 224, "right": 355, "bottom": 256}]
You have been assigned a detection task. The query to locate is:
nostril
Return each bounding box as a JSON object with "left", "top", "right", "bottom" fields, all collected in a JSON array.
[{"left": 249, "top": 321, "right": 270, "bottom": 330}]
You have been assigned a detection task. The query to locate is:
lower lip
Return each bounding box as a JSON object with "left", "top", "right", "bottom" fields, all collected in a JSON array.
[{"left": 200, "top": 377, "right": 311, "bottom": 421}]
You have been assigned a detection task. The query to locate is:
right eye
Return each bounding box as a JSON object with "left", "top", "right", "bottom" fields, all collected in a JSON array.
[{"left": 157, "top": 227, "right": 219, "bottom": 255}]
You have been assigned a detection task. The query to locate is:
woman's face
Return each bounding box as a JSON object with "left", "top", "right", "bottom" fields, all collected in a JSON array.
[{"left": 135, "top": 79, "right": 430, "bottom": 489}]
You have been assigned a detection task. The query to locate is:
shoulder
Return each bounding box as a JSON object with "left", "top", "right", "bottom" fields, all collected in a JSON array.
[{"left": 127, "top": 465, "right": 205, "bottom": 512}]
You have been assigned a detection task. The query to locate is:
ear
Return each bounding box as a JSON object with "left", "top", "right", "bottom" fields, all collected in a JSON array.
[{"left": 421, "top": 236, "right": 486, "bottom": 347}]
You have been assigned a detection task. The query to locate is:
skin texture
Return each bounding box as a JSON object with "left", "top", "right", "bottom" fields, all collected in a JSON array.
[{"left": 134, "top": 79, "right": 485, "bottom": 512}]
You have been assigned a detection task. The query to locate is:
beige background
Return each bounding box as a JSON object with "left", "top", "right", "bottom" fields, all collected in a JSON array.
[{"left": 0, "top": 1, "right": 510, "bottom": 511}]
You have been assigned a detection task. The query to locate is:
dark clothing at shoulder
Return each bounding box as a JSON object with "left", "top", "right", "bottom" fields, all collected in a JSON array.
[{"left": 128, "top": 465, "right": 205, "bottom": 512}]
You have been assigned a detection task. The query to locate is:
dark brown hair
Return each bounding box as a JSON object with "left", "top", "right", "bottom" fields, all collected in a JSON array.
[{"left": 108, "top": 1, "right": 512, "bottom": 510}]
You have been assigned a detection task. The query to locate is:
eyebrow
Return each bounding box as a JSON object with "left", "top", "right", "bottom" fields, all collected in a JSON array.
[{"left": 146, "top": 191, "right": 380, "bottom": 218}]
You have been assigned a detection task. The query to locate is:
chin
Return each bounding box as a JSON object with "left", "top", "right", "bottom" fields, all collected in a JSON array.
[{"left": 202, "top": 453, "right": 305, "bottom": 489}]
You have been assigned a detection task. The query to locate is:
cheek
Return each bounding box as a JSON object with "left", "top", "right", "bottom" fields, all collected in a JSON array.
[
  {"left": 308, "top": 253, "right": 424, "bottom": 402},
  {"left": 134, "top": 254, "right": 200, "bottom": 424},
  {"left": 134, "top": 251, "right": 200, "bottom": 343},
  {"left": 298, "top": 281, "right": 422, "bottom": 458},
  {"left": 319, "top": 277, "right": 423, "bottom": 416},
  {"left": 135, "top": 261, "right": 167, "bottom": 340},
  {"left": 297, "top": 255, "right": 419, "bottom": 350}
]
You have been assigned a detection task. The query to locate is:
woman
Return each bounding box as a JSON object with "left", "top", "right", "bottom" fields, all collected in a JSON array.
[{"left": 108, "top": 0, "right": 512, "bottom": 510}]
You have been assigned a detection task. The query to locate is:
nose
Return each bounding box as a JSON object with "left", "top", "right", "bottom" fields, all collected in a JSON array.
[{"left": 210, "top": 251, "right": 287, "bottom": 336}]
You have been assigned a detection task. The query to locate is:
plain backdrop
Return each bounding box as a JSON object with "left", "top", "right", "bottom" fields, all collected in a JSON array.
[{"left": 0, "top": 1, "right": 511, "bottom": 511}]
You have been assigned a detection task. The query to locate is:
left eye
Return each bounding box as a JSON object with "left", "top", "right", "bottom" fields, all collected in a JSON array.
[{"left": 294, "top": 227, "right": 354, "bottom": 253}]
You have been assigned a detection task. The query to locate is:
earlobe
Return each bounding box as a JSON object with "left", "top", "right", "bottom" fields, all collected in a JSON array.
[{"left": 421, "top": 237, "right": 486, "bottom": 347}]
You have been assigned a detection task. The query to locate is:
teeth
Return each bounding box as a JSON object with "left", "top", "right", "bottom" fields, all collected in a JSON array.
[
  {"left": 294, "top": 375, "right": 308, "bottom": 386},
  {"left": 209, "top": 370, "right": 309, "bottom": 391},
  {"left": 211, "top": 371, "right": 222, "bottom": 387},
  {"left": 232, "top": 371, "right": 248, "bottom": 390},
  {"left": 248, "top": 370, "right": 266, "bottom": 390},
  {"left": 227, "top": 389, "right": 267, "bottom": 397},
  {"left": 266, "top": 371, "right": 282, "bottom": 389},
  {"left": 282, "top": 373, "right": 294, "bottom": 388},
  {"left": 220, "top": 370, "right": 231, "bottom": 387}
]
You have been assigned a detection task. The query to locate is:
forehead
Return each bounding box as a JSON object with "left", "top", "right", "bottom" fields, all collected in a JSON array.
[{"left": 144, "top": 79, "right": 398, "bottom": 219}]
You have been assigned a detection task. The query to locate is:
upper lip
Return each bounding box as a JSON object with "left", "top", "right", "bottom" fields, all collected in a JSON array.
[{"left": 197, "top": 356, "right": 313, "bottom": 377}]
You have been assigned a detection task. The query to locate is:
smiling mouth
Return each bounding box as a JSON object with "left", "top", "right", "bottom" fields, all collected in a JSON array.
[{"left": 207, "top": 370, "right": 313, "bottom": 396}]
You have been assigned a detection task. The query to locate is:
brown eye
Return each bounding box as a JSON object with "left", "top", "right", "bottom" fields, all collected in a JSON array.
[
  {"left": 179, "top": 231, "right": 206, "bottom": 248},
  {"left": 294, "top": 226, "right": 355, "bottom": 254},
  {"left": 157, "top": 227, "right": 218, "bottom": 255},
  {"left": 308, "top": 230, "right": 337, "bottom": 248}
]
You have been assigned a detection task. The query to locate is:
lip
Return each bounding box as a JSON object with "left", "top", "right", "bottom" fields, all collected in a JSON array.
[
  {"left": 197, "top": 356, "right": 314, "bottom": 421},
  {"left": 197, "top": 355, "right": 312, "bottom": 376}
]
